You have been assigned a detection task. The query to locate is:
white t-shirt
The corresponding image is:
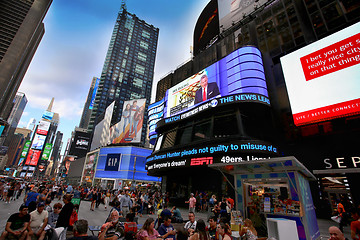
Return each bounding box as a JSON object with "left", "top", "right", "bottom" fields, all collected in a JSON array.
[
  {"left": 184, "top": 220, "right": 197, "bottom": 231},
  {"left": 30, "top": 210, "right": 48, "bottom": 228}
]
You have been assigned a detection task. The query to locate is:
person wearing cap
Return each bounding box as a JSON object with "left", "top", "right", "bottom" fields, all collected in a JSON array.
[
  {"left": 194, "top": 74, "right": 220, "bottom": 104},
  {"left": 28, "top": 202, "right": 48, "bottom": 240}
]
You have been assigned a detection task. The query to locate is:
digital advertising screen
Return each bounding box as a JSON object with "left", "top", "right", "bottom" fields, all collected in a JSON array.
[
  {"left": 0, "top": 125, "right": 5, "bottom": 137},
  {"left": 166, "top": 46, "right": 268, "bottom": 118},
  {"left": 218, "top": 0, "right": 269, "bottom": 32},
  {"left": 82, "top": 151, "right": 99, "bottom": 183},
  {"left": 148, "top": 46, "right": 269, "bottom": 140},
  {"left": 31, "top": 134, "right": 46, "bottom": 150},
  {"left": 21, "top": 140, "right": 31, "bottom": 158},
  {"left": 37, "top": 120, "right": 50, "bottom": 135},
  {"left": 148, "top": 99, "right": 165, "bottom": 145},
  {"left": 69, "top": 131, "right": 90, "bottom": 157},
  {"left": 25, "top": 149, "right": 41, "bottom": 166},
  {"left": 42, "top": 111, "right": 54, "bottom": 121},
  {"left": 41, "top": 143, "right": 52, "bottom": 161},
  {"left": 89, "top": 77, "right": 100, "bottom": 110},
  {"left": 111, "top": 98, "right": 146, "bottom": 144},
  {"left": 280, "top": 22, "right": 360, "bottom": 126}
]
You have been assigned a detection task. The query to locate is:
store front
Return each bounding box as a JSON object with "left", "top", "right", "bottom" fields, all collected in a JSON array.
[
  {"left": 82, "top": 146, "right": 160, "bottom": 189},
  {"left": 211, "top": 156, "right": 320, "bottom": 240}
]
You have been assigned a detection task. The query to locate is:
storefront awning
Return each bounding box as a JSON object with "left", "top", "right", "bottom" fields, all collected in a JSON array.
[{"left": 209, "top": 156, "right": 316, "bottom": 180}]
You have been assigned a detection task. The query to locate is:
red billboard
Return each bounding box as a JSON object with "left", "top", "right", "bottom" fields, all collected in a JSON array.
[{"left": 280, "top": 22, "right": 360, "bottom": 126}]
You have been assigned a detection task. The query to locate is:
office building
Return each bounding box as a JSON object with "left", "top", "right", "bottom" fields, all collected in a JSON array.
[
  {"left": 148, "top": 0, "right": 360, "bottom": 221},
  {"left": 0, "top": 0, "right": 52, "bottom": 120},
  {"left": 88, "top": 8, "right": 159, "bottom": 145},
  {"left": 2, "top": 92, "right": 27, "bottom": 146}
]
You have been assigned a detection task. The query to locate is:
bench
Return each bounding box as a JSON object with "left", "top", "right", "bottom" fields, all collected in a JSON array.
[{"left": 88, "top": 225, "right": 101, "bottom": 236}]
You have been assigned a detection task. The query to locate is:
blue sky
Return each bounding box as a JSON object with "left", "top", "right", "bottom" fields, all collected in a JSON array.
[{"left": 18, "top": 0, "right": 209, "bottom": 154}]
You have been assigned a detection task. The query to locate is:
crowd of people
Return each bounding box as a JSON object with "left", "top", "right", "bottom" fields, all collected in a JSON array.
[{"left": 0, "top": 179, "right": 359, "bottom": 240}]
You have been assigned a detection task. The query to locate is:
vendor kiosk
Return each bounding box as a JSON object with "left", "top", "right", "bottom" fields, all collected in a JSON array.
[{"left": 211, "top": 156, "right": 320, "bottom": 240}]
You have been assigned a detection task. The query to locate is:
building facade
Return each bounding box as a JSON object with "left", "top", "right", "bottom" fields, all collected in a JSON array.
[
  {"left": 0, "top": 0, "right": 52, "bottom": 120},
  {"left": 87, "top": 8, "right": 159, "bottom": 145},
  {"left": 2, "top": 92, "right": 28, "bottom": 146},
  {"left": 148, "top": 0, "right": 360, "bottom": 216}
]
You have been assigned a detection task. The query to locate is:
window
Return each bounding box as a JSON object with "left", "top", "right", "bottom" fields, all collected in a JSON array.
[
  {"left": 175, "top": 126, "right": 192, "bottom": 145},
  {"left": 122, "top": 59, "right": 127, "bottom": 68},
  {"left": 135, "top": 64, "right": 145, "bottom": 75},
  {"left": 193, "top": 120, "right": 211, "bottom": 141},
  {"left": 138, "top": 52, "right": 147, "bottom": 62},
  {"left": 214, "top": 114, "right": 239, "bottom": 137},
  {"left": 162, "top": 130, "right": 176, "bottom": 149},
  {"left": 140, "top": 41, "right": 149, "bottom": 49},
  {"left": 142, "top": 30, "right": 151, "bottom": 38},
  {"left": 133, "top": 78, "right": 143, "bottom": 88}
]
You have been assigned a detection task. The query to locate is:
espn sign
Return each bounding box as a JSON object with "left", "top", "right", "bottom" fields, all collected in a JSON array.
[{"left": 190, "top": 157, "right": 213, "bottom": 166}]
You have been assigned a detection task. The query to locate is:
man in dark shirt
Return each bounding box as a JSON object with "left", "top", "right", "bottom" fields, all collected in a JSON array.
[
  {"left": 0, "top": 205, "right": 30, "bottom": 240},
  {"left": 158, "top": 216, "right": 176, "bottom": 240},
  {"left": 67, "top": 219, "right": 98, "bottom": 240},
  {"left": 207, "top": 216, "right": 218, "bottom": 240}
]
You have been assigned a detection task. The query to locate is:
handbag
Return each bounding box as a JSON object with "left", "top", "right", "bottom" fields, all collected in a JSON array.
[{"left": 331, "top": 215, "right": 341, "bottom": 223}]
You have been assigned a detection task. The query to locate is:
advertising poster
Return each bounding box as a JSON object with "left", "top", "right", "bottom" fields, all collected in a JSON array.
[
  {"left": 63, "top": 156, "right": 75, "bottom": 175},
  {"left": 29, "top": 150, "right": 41, "bottom": 166},
  {"left": 69, "top": 131, "right": 90, "bottom": 157},
  {"left": 41, "top": 143, "right": 52, "bottom": 161},
  {"left": 21, "top": 140, "right": 31, "bottom": 158},
  {"left": 281, "top": 22, "right": 360, "bottom": 126},
  {"left": 82, "top": 151, "right": 99, "bottom": 183},
  {"left": 105, "top": 154, "right": 121, "bottom": 171},
  {"left": 31, "top": 134, "right": 46, "bottom": 150},
  {"left": 36, "top": 120, "right": 50, "bottom": 135},
  {"left": 112, "top": 98, "right": 146, "bottom": 144},
  {"left": 25, "top": 149, "right": 33, "bottom": 165}
]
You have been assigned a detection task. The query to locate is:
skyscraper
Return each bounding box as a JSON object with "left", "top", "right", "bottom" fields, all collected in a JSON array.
[
  {"left": 2, "top": 92, "right": 27, "bottom": 146},
  {"left": 0, "top": 0, "right": 52, "bottom": 120},
  {"left": 88, "top": 8, "right": 159, "bottom": 145}
]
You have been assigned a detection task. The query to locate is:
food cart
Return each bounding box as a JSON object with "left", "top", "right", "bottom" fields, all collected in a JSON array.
[{"left": 210, "top": 156, "right": 320, "bottom": 240}]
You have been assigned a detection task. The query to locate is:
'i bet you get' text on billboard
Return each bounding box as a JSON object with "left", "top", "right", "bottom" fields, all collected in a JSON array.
[
  {"left": 281, "top": 22, "right": 360, "bottom": 126},
  {"left": 148, "top": 46, "right": 270, "bottom": 144}
]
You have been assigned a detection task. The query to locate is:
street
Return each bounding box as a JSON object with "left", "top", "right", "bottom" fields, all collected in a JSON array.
[{"left": 0, "top": 193, "right": 352, "bottom": 239}]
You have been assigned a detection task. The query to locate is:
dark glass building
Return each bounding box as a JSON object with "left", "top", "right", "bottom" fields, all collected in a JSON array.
[
  {"left": 88, "top": 8, "right": 159, "bottom": 145},
  {"left": 0, "top": 0, "right": 52, "bottom": 121},
  {"left": 148, "top": 0, "right": 360, "bottom": 215}
]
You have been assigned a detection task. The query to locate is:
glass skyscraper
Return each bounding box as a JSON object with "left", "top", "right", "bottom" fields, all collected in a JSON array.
[{"left": 88, "top": 8, "right": 159, "bottom": 145}]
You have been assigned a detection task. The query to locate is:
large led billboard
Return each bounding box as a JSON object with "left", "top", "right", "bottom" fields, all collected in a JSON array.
[
  {"left": 148, "top": 46, "right": 269, "bottom": 140},
  {"left": 31, "top": 134, "right": 46, "bottom": 150},
  {"left": 111, "top": 99, "right": 146, "bottom": 144},
  {"left": 25, "top": 149, "right": 41, "bottom": 166},
  {"left": 82, "top": 150, "right": 99, "bottom": 184},
  {"left": 37, "top": 120, "right": 50, "bottom": 135},
  {"left": 41, "top": 143, "right": 52, "bottom": 161},
  {"left": 218, "top": 0, "right": 269, "bottom": 32},
  {"left": 89, "top": 77, "right": 100, "bottom": 110},
  {"left": 280, "top": 22, "right": 360, "bottom": 126},
  {"left": 166, "top": 46, "right": 267, "bottom": 118},
  {"left": 69, "top": 131, "right": 90, "bottom": 157},
  {"left": 42, "top": 111, "right": 54, "bottom": 121}
]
